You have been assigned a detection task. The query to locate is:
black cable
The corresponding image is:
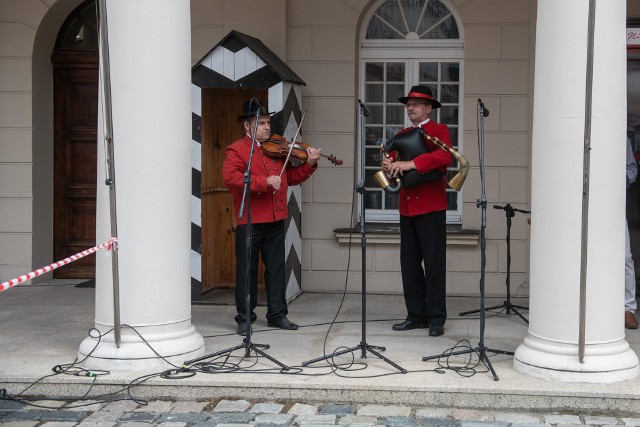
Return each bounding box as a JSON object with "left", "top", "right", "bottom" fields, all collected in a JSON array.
[{"left": 427, "top": 339, "right": 499, "bottom": 378}]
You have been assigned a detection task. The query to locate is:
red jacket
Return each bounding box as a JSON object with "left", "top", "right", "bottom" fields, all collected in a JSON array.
[
  {"left": 223, "top": 134, "right": 317, "bottom": 225},
  {"left": 391, "top": 120, "right": 452, "bottom": 217}
]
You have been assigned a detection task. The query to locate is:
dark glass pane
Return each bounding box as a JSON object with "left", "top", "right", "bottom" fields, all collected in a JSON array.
[
  {"left": 386, "top": 84, "right": 405, "bottom": 103},
  {"left": 441, "top": 63, "right": 459, "bottom": 82},
  {"left": 421, "top": 16, "right": 460, "bottom": 40},
  {"left": 385, "top": 192, "right": 399, "bottom": 209},
  {"left": 366, "top": 14, "right": 403, "bottom": 39},
  {"left": 60, "top": 20, "right": 99, "bottom": 49},
  {"left": 448, "top": 127, "right": 458, "bottom": 145},
  {"left": 368, "top": 105, "right": 384, "bottom": 123},
  {"left": 366, "top": 63, "right": 384, "bottom": 81},
  {"left": 372, "top": 2, "right": 408, "bottom": 36},
  {"left": 80, "top": 3, "right": 98, "bottom": 34},
  {"left": 365, "top": 127, "right": 383, "bottom": 146},
  {"left": 419, "top": 63, "right": 438, "bottom": 81},
  {"left": 365, "top": 169, "right": 380, "bottom": 187},
  {"left": 366, "top": 83, "right": 384, "bottom": 102},
  {"left": 58, "top": 1, "right": 98, "bottom": 49},
  {"left": 417, "top": 0, "right": 457, "bottom": 37},
  {"left": 365, "top": 191, "right": 383, "bottom": 209},
  {"left": 387, "top": 63, "right": 405, "bottom": 82},
  {"left": 402, "top": 0, "right": 427, "bottom": 34},
  {"left": 446, "top": 191, "right": 458, "bottom": 210},
  {"left": 439, "top": 106, "right": 458, "bottom": 125},
  {"left": 440, "top": 84, "right": 459, "bottom": 103},
  {"left": 365, "top": 147, "right": 383, "bottom": 167},
  {"left": 422, "top": 15, "right": 459, "bottom": 39},
  {"left": 386, "top": 105, "right": 405, "bottom": 125}
]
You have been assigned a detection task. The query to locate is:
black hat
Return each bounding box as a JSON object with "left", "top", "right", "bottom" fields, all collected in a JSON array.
[
  {"left": 398, "top": 85, "right": 441, "bottom": 109},
  {"left": 238, "top": 99, "right": 274, "bottom": 121}
]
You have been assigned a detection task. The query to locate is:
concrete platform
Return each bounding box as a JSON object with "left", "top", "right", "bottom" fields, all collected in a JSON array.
[{"left": 1, "top": 280, "right": 639, "bottom": 416}]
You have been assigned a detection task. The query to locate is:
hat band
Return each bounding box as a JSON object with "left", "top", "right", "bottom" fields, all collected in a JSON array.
[{"left": 406, "top": 92, "right": 434, "bottom": 100}]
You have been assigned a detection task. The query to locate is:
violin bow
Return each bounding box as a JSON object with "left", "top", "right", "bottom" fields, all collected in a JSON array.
[{"left": 278, "top": 111, "right": 307, "bottom": 179}]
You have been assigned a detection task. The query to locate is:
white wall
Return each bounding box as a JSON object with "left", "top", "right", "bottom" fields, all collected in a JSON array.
[{"left": 0, "top": 0, "right": 45, "bottom": 283}]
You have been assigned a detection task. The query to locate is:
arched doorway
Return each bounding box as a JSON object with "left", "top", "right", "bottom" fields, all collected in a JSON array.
[{"left": 51, "top": 0, "right": 99, "bottom": 278}]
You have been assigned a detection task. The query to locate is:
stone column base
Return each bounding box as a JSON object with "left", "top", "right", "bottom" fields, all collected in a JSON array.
[
  {"left": 78, "top": 323, "right": 204, "bottom": 371},
  {"left": 514, "top": 335, "right": 639, "bottom": 383}
]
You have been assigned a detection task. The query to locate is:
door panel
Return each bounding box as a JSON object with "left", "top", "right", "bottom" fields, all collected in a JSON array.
[
  {"left": 201, "top": 88, "right": 267, "bottom": 292},
  {"left": 52, "top": 54, "right": 99, "bottom": 278}
]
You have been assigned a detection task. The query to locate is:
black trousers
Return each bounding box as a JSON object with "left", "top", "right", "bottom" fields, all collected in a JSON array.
[
  {"left": 399, "top": 210, "right": 447, "bottom": 326},
  {"left": 234, "top": 220, "right": 288, "bottom": 325}
]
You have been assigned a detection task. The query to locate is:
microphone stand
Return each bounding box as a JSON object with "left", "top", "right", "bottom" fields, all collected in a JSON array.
[
  {"left": 302, "top": 100, "right": 406, "bottom": 373},
  {"left": 459, "top": 203, "right": 530, "bottom": 324},
  {"left": 422, "top": 99, "right": 512, "bottom": 381},
  {"left": 185, "top": 100, "right": 289, "bottom": 371}
]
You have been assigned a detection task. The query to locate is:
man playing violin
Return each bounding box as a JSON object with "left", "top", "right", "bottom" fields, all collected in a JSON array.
[
  {"left": 222, "top": 99, "right": 321, "bottom": 335},
  {"left": 381, "top": 85, "right": 452, "bottom": 337}
]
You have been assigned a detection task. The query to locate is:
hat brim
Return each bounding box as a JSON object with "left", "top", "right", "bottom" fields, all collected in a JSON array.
[
  {"left": 238, "top": 111, "right": 276, "bottom": 121},
  {"left": 398, "top": 96, "right": 441, "bottom": 109}
]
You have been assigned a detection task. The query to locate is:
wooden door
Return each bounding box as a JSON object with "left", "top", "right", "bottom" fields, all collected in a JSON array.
[
  {"left": 201, "top": 88, "right": 267, "bottom": 292},
  {"left": 52, "top": 52, "right": 99, "bottom": 278}
]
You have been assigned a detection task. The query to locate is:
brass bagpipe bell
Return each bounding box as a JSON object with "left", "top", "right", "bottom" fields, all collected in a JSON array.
[
  {"left": 374, "top": 128, "right": 469, "bottom": 193},
  {"left": 374, "top": 152, "right": 401, "bottom": 194}
]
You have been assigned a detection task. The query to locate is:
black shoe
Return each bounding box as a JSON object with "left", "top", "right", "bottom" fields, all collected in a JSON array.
[
  {"left": 237, "top": 322, "right": 247, "bottom": 335},
  {"left": 392, "top": 320, "right": 429, "bottom": 331},
  {"left": 267, "top": 317, "right": 299, "bottom": 330},
  {"left": 429, "top": 325, "right": 444, "bottom": 337}
]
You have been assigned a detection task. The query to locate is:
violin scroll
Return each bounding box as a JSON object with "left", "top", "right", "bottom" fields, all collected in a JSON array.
[{"left": 326, "top": 154, "right": 343, "bottom": 166}]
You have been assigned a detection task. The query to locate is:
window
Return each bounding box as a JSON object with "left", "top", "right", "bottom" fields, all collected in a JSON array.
[
  {"left": 366, "top": 0, "right": 459, "bottom": 40},
  {"left": 56, "top": 0, "right": 98, "bottom": 50},
  {"left": 360, "top": 0, "right": 463, "bottom": 223}
]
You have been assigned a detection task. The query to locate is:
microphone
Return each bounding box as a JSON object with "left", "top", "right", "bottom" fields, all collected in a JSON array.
[
  {"left": 478, "top": 98, "right": 489, "bottom": 117},
  {"left": 358, "top": 99, "right": 369, "bottom": 117}
]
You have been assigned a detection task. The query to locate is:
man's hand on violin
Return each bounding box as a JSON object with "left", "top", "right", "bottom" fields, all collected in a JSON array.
[
  {"left": 306, "top": 146, "right": 321, "bottom": 166},
  {"left": 267, "top": 175, "right": 282, "bottom": 190},
  {"left": 382, "top": 158, "right": 415, "bottom": 178}
]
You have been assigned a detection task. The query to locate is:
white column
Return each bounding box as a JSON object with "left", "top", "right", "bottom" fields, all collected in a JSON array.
[
  {"left": 513, "top": 0, "right": 638, "bottom": 382},
  {"left": 79, "top": 0, "right": 204, "bottom": 370}
]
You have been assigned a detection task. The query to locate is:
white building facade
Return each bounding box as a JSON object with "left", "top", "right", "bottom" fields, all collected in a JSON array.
[{"left": 1, "top": 0, "right": 640, "bottom": 379}]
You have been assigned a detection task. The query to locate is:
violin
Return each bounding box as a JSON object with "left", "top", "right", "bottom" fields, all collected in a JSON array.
[{"left": 262, "top": 134, "right": 343, "bottom": 166}]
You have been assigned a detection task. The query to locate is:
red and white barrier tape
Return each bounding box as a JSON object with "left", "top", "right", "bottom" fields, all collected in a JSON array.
[{"left": 0, "top": 237, "right": 118, "bottom": 293}]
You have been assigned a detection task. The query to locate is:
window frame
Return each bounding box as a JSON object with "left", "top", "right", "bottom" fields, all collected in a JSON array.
[{"left": 359, "top": 57, "right": 464, "bottom": 224}]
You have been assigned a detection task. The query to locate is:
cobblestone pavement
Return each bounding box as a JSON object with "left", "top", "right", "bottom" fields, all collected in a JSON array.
[{"left": 1, "top": 398, "right": 640, "bottom": 427}]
